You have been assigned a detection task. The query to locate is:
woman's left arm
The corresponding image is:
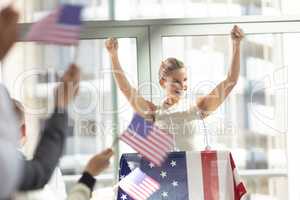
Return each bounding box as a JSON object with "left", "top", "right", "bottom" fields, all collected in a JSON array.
[{"left": 196, "top": 25, "right": 244, "bottom": 118}]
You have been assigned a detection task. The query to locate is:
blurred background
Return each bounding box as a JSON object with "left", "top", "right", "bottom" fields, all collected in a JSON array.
[{"left": 1, "top": 0, "right": 300, "bottom": 200}]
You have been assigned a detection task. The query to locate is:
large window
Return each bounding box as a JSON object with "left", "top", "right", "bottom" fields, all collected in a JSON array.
[
  {"left": 115, "top": 0, "right": 300, "bottom": 20},
  {"left": 161, "top": 34, "right": 288, "bottom": 199}
]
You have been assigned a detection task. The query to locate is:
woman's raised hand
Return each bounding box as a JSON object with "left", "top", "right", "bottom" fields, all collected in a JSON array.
[
  {"left": 231, "top": 25, "right": 244, "bottom": 45},
  {"left": 55, "top": 64, "right": 80, "bottom": 109},
  {"left": 105, "top": 37, "right": 119, "bottom": 55}
]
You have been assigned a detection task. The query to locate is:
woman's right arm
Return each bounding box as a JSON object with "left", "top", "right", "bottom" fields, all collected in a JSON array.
[{"left": 105, "top": 38, "right": 156, "bottom": 118}]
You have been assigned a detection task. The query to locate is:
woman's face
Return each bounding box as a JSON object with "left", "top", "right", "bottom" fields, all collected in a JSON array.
[{"left": 161, "top": 68, "right": 188, "bottom": 99}]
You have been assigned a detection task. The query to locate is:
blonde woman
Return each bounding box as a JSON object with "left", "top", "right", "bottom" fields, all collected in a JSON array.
[{"left": 105, "top": 25, "right": 244, "bottom": 151}]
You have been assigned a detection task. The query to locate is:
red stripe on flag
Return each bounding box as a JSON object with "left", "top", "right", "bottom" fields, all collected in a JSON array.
[
  {"left": 147, "top": 134, "right": 170, "bottom": 152},
  {"left": 35, "top": 36, "right": 78, "bottom": 44},
  {"left": 127, "top": 185, "right": 146, "bottom": 200},
  {"left": 230, "top": 153, "right": 247, "bottom": 200},
  {"left": 152, "top": 126, "right": 174, "bottom": 144},
  {"left": 150, "top": 130, "right": 173, "bottom": 149},
  {"left": 145, "top": 177, "right": 160, "bottom": 189},
  {"left": 201, "top": 151, "right": 219, "bottom": 200},
  {"left": 123, "top": 183, "right": 144, "bottom": 200},
  {"left": 123, "top": 131, "right": 166, "bottom": 158},
  {"left": 28, "top": 37, "right": 79, "bottom": 45},
  {"left": 143, "top": 179, "right": 159, "bottom": 191},
  {"left": 229, "top": 152, "right": 236, "bottom": 170},
  {"left": 130, "top": 183, "right": 149, "bottom": 198},
  {"left": 46, "top": 29, "right": 80, "bottom": 37},
  {"left": 235, "top": 182, "right": 247, "bottom": 200},
  {"left": 139, "top": 183, "right": 153, "bottom": 196},
  {"left": 120, "top": 136, "right": 161, "bottom": 166},
  {"left": 49, "top": 25, "right": 81, "bottom": 31},
  {"left": 121, "top": 133, "right": 164, "bottom": 166}
]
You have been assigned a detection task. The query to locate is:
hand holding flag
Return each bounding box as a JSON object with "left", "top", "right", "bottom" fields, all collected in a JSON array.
[{"left": 120, "top": 113, "right": 174, "bottom": 167}]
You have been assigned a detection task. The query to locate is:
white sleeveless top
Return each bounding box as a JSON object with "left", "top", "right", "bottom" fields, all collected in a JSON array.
[{"left": 154, "top": 98, "right": 204, "bottom": 151}]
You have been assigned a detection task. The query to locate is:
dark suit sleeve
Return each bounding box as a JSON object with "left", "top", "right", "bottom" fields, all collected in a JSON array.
[
  {"left": 18, "top": 109, "right": 70, "bottom": 191},
  {"left": 78, "top": 172, "right": 96, "bottom": 192}
]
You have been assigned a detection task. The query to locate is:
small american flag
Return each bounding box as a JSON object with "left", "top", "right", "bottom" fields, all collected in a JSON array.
[
  {"left": 26, "top": 4, "right": 83, "bottom": 45},
  {"left": 119, "top": 168, "right": 160, "bottom": 200},
  {"left": 120, "top": 113, "right": 174, "bottom": 167}
]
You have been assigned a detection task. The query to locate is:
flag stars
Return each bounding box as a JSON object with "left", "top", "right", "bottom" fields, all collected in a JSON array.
[
  {"left": 172, "top": 180, "right": 178, "bottom": 187},
  {"left": 161, "top": 191, "right": 168, "bottom": 198},
  {"left": 127, "top": 162, "right": 135, "bottom": 170},
  {"left": 120, "top": 175, "right": 125, "bottom": 180},
  {"left": 149, "top": 162, "right": 155, "bottom": 168},
  {"left": 160, "top": 171, "right": 167, "bottom": 178},
  {"left": 121, "top": 194, "right": 127, "bottom": 200},
  {"left": 170, "top": 160, "right": 176, "bottom": 167}
]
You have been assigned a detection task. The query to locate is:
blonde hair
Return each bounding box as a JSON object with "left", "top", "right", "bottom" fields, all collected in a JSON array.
[{"left": 159, "top": 57, "right": 185, "bottom": 81}]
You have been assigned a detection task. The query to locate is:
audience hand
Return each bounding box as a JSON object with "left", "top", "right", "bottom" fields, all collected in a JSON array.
[
  {"left": 144, "top": 100, "right": 157, "bottom": 121},
  {"left": 55, "top": 64, "right": 80, "bottom": 109},
  {"left": 84, "top": 148, "right": 114, "bottom": 177},
  {"left": 0, "top": 5, "right": 19, "bottom": 60}
]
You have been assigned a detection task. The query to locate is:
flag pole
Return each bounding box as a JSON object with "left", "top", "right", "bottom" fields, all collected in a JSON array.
[
  {"left": 112, "top": 182, "right": 119, "bottom": 190},
  {"left": 73, "top": 44, "right": 80, "bottom": 64},
  {"left": 198, "top": 110, "right": 211, "bottom": 150},
  {"left": 166, "top": 112, "right": 177, "bottom": 151},
  {"left": 112, "top": 180, "right": 120, "bottom": 200},
  {"left": 111, "top": 136, "right": 120, "bottom": 148}
]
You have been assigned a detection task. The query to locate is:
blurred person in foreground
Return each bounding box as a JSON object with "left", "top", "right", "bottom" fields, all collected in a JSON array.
[
  {"left": 12, "top": 99, "right": 66, "bottom": 200},
  {"left": 11, "top": 63, "right": 80, "bottom": 200},
  {"left": 0, "top": 4, "right": 23, "bottom": 199}
]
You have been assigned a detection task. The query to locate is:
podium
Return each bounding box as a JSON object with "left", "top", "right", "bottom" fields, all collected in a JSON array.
[{"left": 116, "top": 151, "right": 247, "bottom": 200}]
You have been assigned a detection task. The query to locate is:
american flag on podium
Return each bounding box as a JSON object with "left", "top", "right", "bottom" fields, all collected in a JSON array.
[
  {"left": 117, "top": 151, "right": 247, "bottom": 200},
  {"left": 119, "top": 168, "right": 160, "bottom": 200},
  {"left": 26, "top": 4, "right": 83, "bottom": 45},
  {"left": 120, "top": 113, "right": 174, "bottom": 167}
]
